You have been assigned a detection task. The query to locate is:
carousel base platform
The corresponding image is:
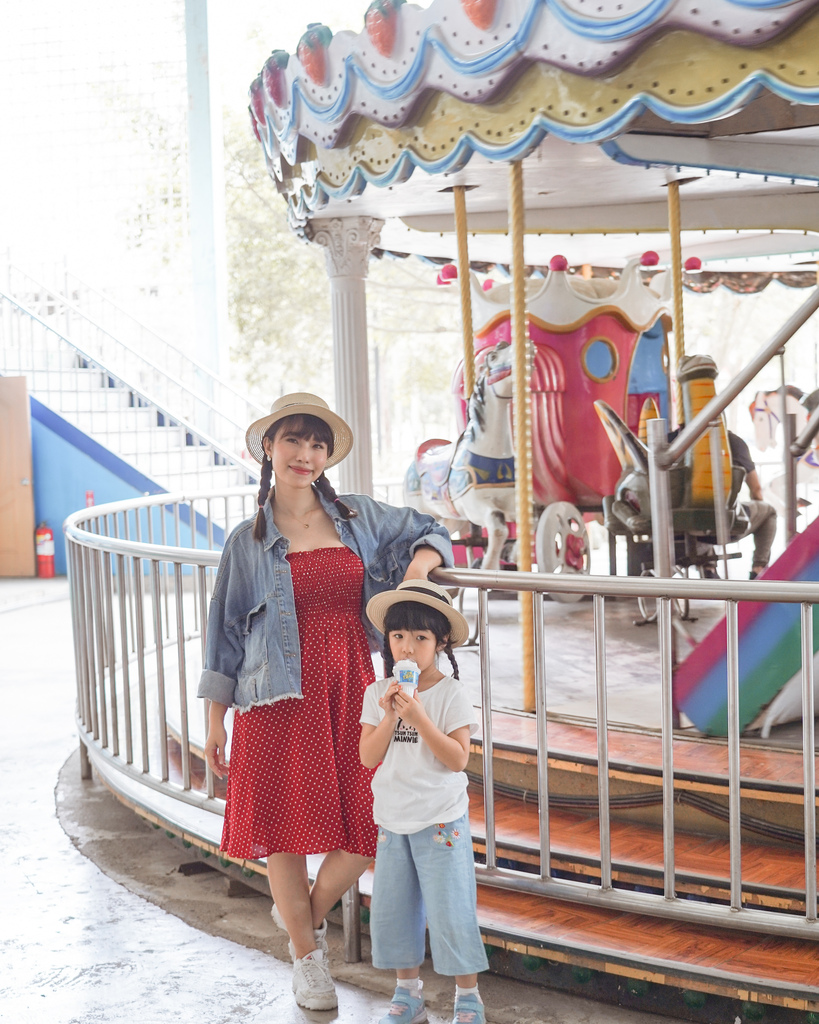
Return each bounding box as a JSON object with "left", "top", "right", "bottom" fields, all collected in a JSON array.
[{"left": 85, "top": 708, "right": 819, "bottom": 1024}]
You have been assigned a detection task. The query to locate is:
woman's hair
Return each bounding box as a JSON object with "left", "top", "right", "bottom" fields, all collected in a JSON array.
[
  {"left": 253, "top": 413, "right": 357, "bottom": 542},
  {"left": 382, "top": 601, "right": 459, "bottom": 680}
]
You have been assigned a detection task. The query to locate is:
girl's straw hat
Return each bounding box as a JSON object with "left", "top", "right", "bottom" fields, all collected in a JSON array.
[
  {"left": 245, "top": 393, "right": 354, "bottom": 468},
  {"left": 366, "top": 579, "right": 470, "bottom": 647}
]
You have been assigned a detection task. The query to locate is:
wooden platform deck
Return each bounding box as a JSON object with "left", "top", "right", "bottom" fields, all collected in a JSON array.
[{"left": 119, "top": 715, "right": 819, "bottom": 1014}]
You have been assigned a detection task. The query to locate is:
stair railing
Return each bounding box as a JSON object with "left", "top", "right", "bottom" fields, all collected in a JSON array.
[
  {"left": 0, "top": 290, "right": 258, "bottom": 491},
  {"left": 5, "top": 263, "right": 265, "bottom": 453}
]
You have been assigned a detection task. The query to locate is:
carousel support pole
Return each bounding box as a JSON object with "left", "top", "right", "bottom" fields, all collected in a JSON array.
[
  {"left": 454, "top": 186, "right": 476, "bottom": 400},
  {"left": 666, "top": 173, "right": 686, "bottom": 427},
  {"left": 307, "top": 217, "right": 384, "bottom": 496},
  {"left": 781, "top": 352, "right": 798, "bottom": 541},
  {"left": 509, "top": 161, "right": 536, "bottom": 712}
]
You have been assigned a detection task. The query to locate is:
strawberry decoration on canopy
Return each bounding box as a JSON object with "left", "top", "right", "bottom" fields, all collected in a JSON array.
[
  {"left": 297, "top": 23, "right": 333, "bottom": 86},
  {"left": 262, "top": 49, "right": 289, "bottom": 108},
  {"left": 365, "top": 0, "right": 405, "bottom": 58},
  {"left": 461, "top": 0, "right": 496, "bottom": 31}
]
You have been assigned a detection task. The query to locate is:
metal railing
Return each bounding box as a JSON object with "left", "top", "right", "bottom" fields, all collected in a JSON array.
[
  {"left": 65, "top": 489, "right": 819, "bottom": 954},
  {"left": 0, "top": 291, "right": 258, "bottom": 492}
]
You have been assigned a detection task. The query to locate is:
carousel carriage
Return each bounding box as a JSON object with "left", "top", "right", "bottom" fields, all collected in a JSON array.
[{"left": 405, "top": 251, "right": 672, "bottom": 592}]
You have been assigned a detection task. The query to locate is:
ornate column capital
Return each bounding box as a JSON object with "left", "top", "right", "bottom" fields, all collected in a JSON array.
[{"left": 305, "top": 216, "right": 383, "bottom": 279}]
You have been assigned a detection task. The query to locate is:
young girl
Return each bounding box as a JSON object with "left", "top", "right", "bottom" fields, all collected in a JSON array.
[{"left": 360, "top": 579, "right": 488, "bottom": 1024}]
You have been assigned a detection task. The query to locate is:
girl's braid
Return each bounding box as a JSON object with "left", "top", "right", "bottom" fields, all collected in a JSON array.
[{"left": 443, "top": 641, "right": 460, "bottom": 680}]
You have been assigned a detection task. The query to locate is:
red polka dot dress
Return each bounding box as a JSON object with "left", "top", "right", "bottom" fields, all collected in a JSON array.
[{"left": 221, "top": 546, "right": 377, "bottom": 859}]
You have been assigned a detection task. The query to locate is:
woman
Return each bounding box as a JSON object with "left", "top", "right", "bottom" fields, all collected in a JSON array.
[{"left": 198, "top": 393, "right": 452, "bottom": 1011}]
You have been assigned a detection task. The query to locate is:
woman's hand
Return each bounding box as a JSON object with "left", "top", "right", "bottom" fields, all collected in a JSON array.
[
  {"left": 204, "top": 701, "right": 230, "bottom": 778},
  {"left": 403, "top": 545, "right": 443, "bottom": 581}
]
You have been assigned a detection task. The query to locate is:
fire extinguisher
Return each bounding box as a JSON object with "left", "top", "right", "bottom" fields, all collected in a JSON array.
[{"left": 35, "top": 522, "right": 55, "bottom": 578}]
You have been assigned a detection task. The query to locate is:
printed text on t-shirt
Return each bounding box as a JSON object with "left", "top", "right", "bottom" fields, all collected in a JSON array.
[{"left": 393, "top": 719, "right": 418, "bottom": 744}]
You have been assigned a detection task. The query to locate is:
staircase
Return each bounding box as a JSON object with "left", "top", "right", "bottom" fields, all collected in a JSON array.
[{"left": 1, "top": 263, "right": 262, "bottom": 493}]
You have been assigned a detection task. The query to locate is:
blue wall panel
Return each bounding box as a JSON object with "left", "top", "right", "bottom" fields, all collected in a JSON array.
[{"left": 30, "top": 398, "right": 166, "bottom": 576}]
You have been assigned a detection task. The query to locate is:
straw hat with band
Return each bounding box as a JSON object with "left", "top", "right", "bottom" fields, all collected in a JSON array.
[
  {"left": 245, "top": 393, "right": 354, "bottom": 469},
  {"left": 366, "top": 579, "right": 469, "bottom": 648}
]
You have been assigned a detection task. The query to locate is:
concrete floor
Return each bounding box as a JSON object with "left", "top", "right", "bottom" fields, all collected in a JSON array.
[{"left": 0, "top": 576, "right": 686, "bottom": 1024}]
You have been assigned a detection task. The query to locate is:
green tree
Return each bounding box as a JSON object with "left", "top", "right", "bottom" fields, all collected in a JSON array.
[{"left": 224, "top": 111, "right": 333, "bottom": 401}]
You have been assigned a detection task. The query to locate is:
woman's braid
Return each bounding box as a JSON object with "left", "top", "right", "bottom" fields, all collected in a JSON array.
[
  {"left": 253, "top": 456, "right": 273, "bottom": 542},
  {"left": 314, "top": 472, "right": 357, "bottom": 519}
]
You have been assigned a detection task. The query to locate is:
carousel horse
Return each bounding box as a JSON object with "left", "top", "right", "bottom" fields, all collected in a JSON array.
[
  {"left": 404, "top": 341, "right": 516, "bottom": 571},
  {"left": 751, "top": 386, "right": 819, "bottom": 516}
]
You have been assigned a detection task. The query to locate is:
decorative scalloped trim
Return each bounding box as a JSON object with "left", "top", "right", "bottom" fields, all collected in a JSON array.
[
  {"left": 259, "top": 10, "right": 819, "bottom": 221},
  {"left": 256, "top": 0, "right": 817, "bottom": 142}
]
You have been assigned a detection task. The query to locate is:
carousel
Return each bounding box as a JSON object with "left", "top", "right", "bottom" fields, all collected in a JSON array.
[{"left": 244, "top": 0, "right": 819, "bottom": 1015}]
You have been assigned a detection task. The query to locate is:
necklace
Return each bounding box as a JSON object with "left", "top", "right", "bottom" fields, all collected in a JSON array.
[{"left": 275, "top": 504, "right": 323, "bottom": 530}]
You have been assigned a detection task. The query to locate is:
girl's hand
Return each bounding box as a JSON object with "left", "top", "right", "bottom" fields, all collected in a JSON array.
[
  {"left": 378, "top": 681, "right": 402, "bottom": 722},
  {"left": 392, "top": 688, "right": 429, "bottom": 727},
  {"left": 204, "top": 721, "right": 229, "bottom": 778}
]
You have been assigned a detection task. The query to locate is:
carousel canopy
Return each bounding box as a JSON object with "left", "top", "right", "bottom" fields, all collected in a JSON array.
[{"left": 251, "top": 0, "right": 819, "bottom": 270}]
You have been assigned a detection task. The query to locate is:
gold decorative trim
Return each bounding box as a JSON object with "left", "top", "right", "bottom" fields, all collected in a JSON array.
[{"left": 580, "top": 336, "right": 620, "bottom": 384}]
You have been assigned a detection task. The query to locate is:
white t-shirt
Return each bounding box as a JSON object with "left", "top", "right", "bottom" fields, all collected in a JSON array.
[{"left": 360, "top": 675, "right": 478, "bottom": 834}]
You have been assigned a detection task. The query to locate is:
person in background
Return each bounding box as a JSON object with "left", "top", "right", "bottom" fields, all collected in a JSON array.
[{"left": 702, "top": 431, "right": 777, "bottom": 580}]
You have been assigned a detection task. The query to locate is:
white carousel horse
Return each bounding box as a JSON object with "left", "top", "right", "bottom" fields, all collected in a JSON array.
[
  {"left": 404, "top": 342, "right": 516, "bottom": 571},
  {"left": 751, "top": 387, "right": 819, "bottom": 516}
]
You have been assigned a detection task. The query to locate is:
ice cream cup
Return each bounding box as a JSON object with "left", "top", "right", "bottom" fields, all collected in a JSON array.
[{"left": 394, "top": 659, "right": 420, "bottom": 696}]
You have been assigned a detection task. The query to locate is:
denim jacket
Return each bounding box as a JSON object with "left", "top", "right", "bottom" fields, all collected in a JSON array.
[{"left": 197, "top": 492, "right": 453, "bottom": 712}]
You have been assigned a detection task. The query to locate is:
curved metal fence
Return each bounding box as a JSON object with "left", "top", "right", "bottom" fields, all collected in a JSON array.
[{"left": 66, "top": 490, "right": 819, "bottom": 955}]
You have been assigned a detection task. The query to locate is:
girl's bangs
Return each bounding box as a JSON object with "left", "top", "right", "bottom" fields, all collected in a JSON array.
[{"left": 384, "top": 601, "right": 450, "bottom": 638}]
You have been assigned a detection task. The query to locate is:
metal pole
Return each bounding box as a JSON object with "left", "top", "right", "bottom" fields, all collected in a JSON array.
[
  {"left": 709, "top": 421, "right": 731, "bottom": 579},
  {"left": 478, "top": 588, "right": 496, "bottom": 871},
  {"left": 594, "top": 594, "right": 612, "bottom": 891},
  {"left": 103, "top": 550, "right": 119, "bottom": 758},
  {"left": 198, "top": 564, "right": 215, "bottom": 800},
  {"left": 725, "top": 601, "right": 743, "bottom": 911},
  {"left": 175, "top": 567, "right": 191, "bottom": 791},
  {"left": 647, "top": 419, "right": 674, "bottom": 579},
  {"left": 342, "top": 882, "right": 362, "bottom": 963},
  {"left": 134, "top": 556, "right": 150, "bottom": 774},
  {"left": 151, "top": 560, "right": 169, "bottom": 782},
  {"left": 667, "top": 177, "right": 685, "bottom": 427},
  {"left": 785, "top": 412, "right": 798, "bottom": 542},
  {"left": 117, "top": 553, "right": 133, "bottom": 765},
  {"left": 658, "top": 595, "right": 676, "bottom": 900},
  {"left": 533, "top": 591, "right": 551, "bottom": 880},
  {"left": 508, "top": 159, "right": 536, "bottom": 711}
]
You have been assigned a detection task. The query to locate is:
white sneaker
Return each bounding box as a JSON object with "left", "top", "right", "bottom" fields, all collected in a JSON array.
[
  {"left": 271, "top": 904, "right": 329, "bottom": 957},
  {"left": 292, "top": 948, "right": 337, "bottom": 1010}
]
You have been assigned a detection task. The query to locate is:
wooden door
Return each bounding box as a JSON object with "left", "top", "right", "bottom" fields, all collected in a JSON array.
[{"left": 0, "top": 377, "right": 36, "bottom": 576}]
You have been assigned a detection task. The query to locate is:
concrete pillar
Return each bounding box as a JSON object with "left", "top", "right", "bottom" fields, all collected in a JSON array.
[
  {"left": 185, "top": 0, "right": 228, "bottom": 375},
  {"left": 307, "top": 216, "right": 383, "bottom": 496}
]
